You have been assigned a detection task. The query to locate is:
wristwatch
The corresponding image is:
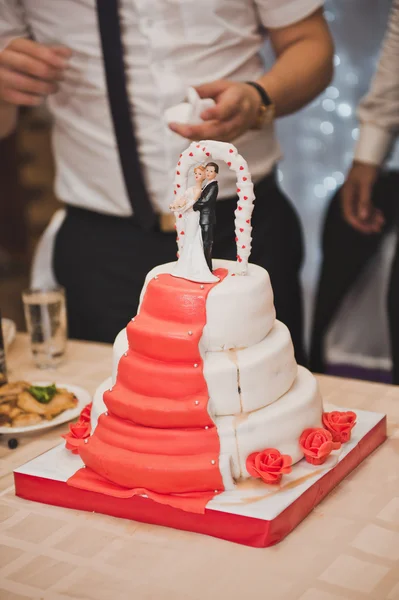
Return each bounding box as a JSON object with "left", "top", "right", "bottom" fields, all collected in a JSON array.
[{"left": 245, "top": 81, "right": 275, "bottom": 130}]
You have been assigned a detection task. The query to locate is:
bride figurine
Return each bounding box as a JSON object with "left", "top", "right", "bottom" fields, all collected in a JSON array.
[{"left": 170, "top": 165, "right": 219, "bottom": 283}]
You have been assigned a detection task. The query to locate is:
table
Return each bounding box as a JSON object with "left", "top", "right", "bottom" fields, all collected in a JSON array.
[{"left": 0, "top": 334, "right": 398, "bottom": 600}]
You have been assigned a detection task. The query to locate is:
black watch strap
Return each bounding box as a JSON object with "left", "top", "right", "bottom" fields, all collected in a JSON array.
[{"left": 245, "top": 81, "right": 272, "bottom": 107}]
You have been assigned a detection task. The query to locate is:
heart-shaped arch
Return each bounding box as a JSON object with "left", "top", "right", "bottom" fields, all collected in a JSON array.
[{"left": 173, "top": 140, "right": 255, "bottom": 274}]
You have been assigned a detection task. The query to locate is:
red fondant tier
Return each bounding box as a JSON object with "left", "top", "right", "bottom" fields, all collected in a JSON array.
[
  {"left": 116, "top": 350, "right": 206, "bottom": 398},
  {"left": 138, "top": 274, "right": 211, "bottom": 324},
  {"left": 104, "top": 383, "right": 214, "bottom": 428},
  {"left": 70, "top": 269, "right": 228, "bottom": 512},
  {"left": 94, "top": 412, "right": 219, "bottom": 456},
  {"left": 79, "top": 436, "right": 222, "bottom": 494},
  {"left": 127, "top": 312, "right": 203, "bottom": 362}
]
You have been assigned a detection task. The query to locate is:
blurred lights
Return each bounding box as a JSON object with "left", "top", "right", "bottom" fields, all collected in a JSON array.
[
  {"left": 345, "top": 72, "right": 359, "bottom": 85},
  {"left": 320, "top": 121, "right": 334, "bottom": 135},
  {"left": 324, "top": 10, "right": 335, "bottom": 22},
  {"left": 324, "top": 176, "right": 337, "bottom": 191},
  {"left": 332, "top": 171, "right": 345, "bottom": 185},
  {"left": 277, "top": 169, "right": 283, "bottom": 182},
  {"left": 322, "top": 99, "right": 336, "bottom": 112},
  {"left": 337, "top": 102, "right": 353, "bottom": 117},
  {"left": 325, "top": 86, "right": 340, "bottom": 99},
  {"left": 333, "top": 54, "right": 341, "bottom": 67},
  {"left": 352, "top": 127, "right": 359, "bottom": 140},
  {"left": 314, "top": 184, "right": 327, "bottom": 199}
]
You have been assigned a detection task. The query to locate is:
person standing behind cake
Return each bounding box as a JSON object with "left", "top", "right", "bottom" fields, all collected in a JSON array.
[
  {"left": 0, "top": 1, "right": 333, "bottom": 365},
  {"left": 310, "top": 0, "right": 399, "bottom": 382}
]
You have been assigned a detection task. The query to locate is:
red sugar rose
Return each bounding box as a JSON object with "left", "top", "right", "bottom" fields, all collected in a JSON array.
[
  {"left": 322, "top": 411, "right": 357, "bottom": 443},
  {"left": 299, "top": 428, "right": 341, "bottom": 466},
  {"left": 246, "top": 448, "right": 292, "bottom": 485},
  {"left": 62, "top": 402, "right": 92, "bottom": 454}
]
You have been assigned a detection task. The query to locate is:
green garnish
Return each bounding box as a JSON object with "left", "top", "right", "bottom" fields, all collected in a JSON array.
[{"left": 28, "top": 384, "right": 58, "bottom": 404}]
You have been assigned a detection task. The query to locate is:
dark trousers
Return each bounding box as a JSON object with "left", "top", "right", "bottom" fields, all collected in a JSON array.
[
  {"left": 200, "top": 223, "right": 214, "bottom": 272},
  {"left": 310, "top": 171, "right": 399, "bottom": 383},
  {"left": 54, "top": 173, "right": 306, "bottom": 364}
]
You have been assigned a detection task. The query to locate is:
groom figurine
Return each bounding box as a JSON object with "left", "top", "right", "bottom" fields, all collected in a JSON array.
[{"left": 193, "top": 162, "right": 219, "bottom": 272}]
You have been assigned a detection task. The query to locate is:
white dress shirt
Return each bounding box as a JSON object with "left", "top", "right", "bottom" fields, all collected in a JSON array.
[
  {"left": 354, "top": 0, "right": 399, "bottom": 166},
  {"left": 0, "top": 0, "right": 323, "bottom": 216}
]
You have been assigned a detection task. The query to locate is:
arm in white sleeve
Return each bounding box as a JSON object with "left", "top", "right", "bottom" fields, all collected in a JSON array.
[
  {"left": 254, "top": 0, "right": 324, "bottom": 29},
  {"left": 0, "top": 0, "right": 28, "bottom": 138},
  {"left": 355, "top": 0, "right": 399, "bottom": 166}
]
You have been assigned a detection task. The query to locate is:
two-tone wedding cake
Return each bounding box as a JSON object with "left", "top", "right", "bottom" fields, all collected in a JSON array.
[
  {"left": 61, "top": 141, "right": 356, "bottom": 514},
  {"left": 16, "top": 140, "right": 386, "bottom": 548}
]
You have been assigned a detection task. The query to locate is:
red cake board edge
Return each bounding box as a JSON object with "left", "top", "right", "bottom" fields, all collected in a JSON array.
[{"left": 14, "top": 417, "right": 386, "bottom": 548}]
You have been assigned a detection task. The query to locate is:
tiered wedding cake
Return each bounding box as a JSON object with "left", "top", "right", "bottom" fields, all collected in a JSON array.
[{"left": 66, "top": 141, "right": 325, "bottom": 512}]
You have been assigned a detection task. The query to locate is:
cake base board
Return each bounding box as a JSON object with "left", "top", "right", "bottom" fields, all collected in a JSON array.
[{"left": 14, "top": 409, "right": 386, "bottom": 548}]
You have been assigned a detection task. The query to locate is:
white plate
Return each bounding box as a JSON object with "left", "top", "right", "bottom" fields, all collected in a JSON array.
[
  {"left": 1, "top": 318, "right": 16, "bottom": 349},
  {"left": 0, "top": 382, "right": 91, "bottom": 436}
]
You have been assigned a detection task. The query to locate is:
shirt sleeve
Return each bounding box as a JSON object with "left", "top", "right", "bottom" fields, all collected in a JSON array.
[
  {"left": 0, "top": 0, "right": 29, "bottom": 51},
  {"left": 354, "top": 0, "right": 399, "bottom": 166},
  {"left": 254, "top": 0, "right": 324, "bottom": 30}
]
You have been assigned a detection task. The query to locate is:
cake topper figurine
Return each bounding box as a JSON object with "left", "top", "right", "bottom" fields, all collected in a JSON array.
[
  {"left": 171, "top": 140, "right": 256, "bottom": 281},
  {"left": 169, "top": 164, "right": 219, "bottom": 283},
  {"left": 192, "top": 162, "right": 218, "bottom": 273}
]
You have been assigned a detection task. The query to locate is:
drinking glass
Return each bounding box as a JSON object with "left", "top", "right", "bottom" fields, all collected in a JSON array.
[{"left": 22, "top": 286, "right": 67, "bottom": 369}]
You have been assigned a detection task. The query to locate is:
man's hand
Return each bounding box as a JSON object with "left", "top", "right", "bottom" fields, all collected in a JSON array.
[
  {"left": 168, "top": 80, "right": 261, "bottom": 142},
  {"left": 341, "top": 161, "right": 384, "bottom": 234},
  {"left": 0, "top": 38, "right": 71, "bottom": 107}
]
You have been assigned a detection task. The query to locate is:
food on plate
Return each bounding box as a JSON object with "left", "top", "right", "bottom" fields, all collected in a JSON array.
[{"left": 0, "top": 382, "right": 78, "bottom": 428}]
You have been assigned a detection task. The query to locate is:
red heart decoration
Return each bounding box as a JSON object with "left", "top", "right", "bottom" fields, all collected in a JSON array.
[
  {"left": 237, "top": 256, "right": 242, "bottom": 262},
  {"left": 174, "top": 190, "right": 177, "bottom": 195},
  {"left": 244, "top": 196, "right": 248, "bottom": 200},
  {"left": 240, "top": 228, "right": 244, "bottom": 232},
  {"left": 246, "top": 219, "right": 250, "bottom": 224},
  {"left": 243, "top": 177, "right": 247, "bottom": 181},
  {"left": 238, "top": 206, "right": 243, "bottom": 211},
  {"left": 231, "top": 273, "right": 236, "bottom": 277},
  {"left": 189, "top": 152, "right": 193, "bottom": 156},
  {"left": 229, "top": 149, "right": 234, "bottom": 153},
  {"left": 180, "top": 153, "right": 182, "bottom": 157},
  {"left": 177, "top": 184, "right": 181, "bottom": 188},
  {"left": 237, "top": 188, "right": 241, "bottom": 193},
  {"left": 180, "top": 231, "right": 185, "bottom": 235},
  {"left": 235, "top": 236, "right": 238, "bottom": 242},
  {"left": 177, "top": 237, "right": 179, "bottom": 241},
  {"left": 196, "top": 144, "right": 200, "bottom": 148},
  {"left": 178, "top": 161, "right": 181, "bottom": 166},
  {"left": 242, "top": 245, "right": 246, "bottom": 249},
  {"left": 227, "top": 162, "right": 231, "bottom": 166},
  {"left": 179, "top": 214, "right": 182, "bottom": 218},
  {"left": 206, "top": 152, "right": 210, "bottom": 156},
  {"left": 202, "top": 147, "right": 206, "bottom": 151},
  {"left": 240, "top": 166, "right": 244, "bottom": 170},
  {"left": 176, "top": 171, "right": 180, "bottom": 175}
]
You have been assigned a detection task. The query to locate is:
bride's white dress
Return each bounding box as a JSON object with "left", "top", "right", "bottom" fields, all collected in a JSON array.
[{"left": 172, "top": 187, "right": 219, "bottom": 283}]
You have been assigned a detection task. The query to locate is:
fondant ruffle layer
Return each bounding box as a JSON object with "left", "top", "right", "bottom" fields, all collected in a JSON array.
[{"left": 69, "top": 269, "right": 228, "bottom": 513}]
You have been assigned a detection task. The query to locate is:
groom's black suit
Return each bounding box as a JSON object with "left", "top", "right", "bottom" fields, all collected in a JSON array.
[{"left": 193, "top": 180, "right": 218, "bottom": 272}]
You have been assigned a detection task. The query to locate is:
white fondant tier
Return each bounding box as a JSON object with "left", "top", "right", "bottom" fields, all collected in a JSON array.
[
  {"left": 205, "top": 320, "right": 297, "bottom": 416},
  {"left": 216, "top": 366, "right": 323, "bottom": 480},
  {"left": 141, "top": 259, "right": 276, "bottom": 351}
]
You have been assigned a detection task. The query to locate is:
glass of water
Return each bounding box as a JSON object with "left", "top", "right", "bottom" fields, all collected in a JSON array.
[{"left": 22, "top": 286, "right": 68, "bottom": 369}]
